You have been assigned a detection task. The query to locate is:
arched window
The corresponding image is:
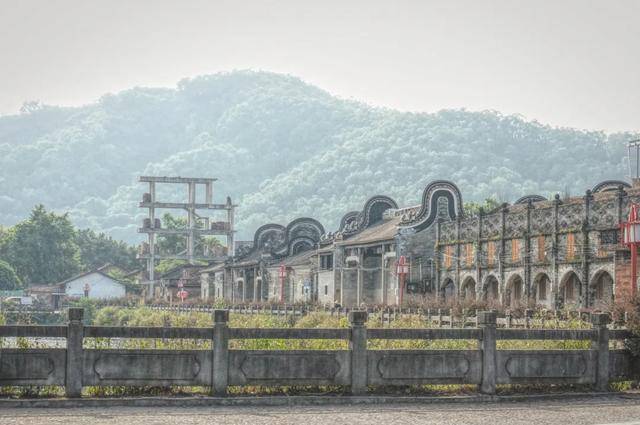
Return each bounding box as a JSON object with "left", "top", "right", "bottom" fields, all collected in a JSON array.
[
  {"left": 560, "top": 271, "right": 581, "bottom": 304},
  {"left": 591, "top": 270, "right": 613, "bottom": 308},
  {"left": 461, "top": 277, "right": 476, "bottom": 301},
  {"left": 441, "top": 279, "right": 456, "bottom": 302},
  {"left": 506, "top": 275, "right": 524, "bottom": 308},
  {"left": 483, "top": 275, "right": 499, "bottom": 302}
]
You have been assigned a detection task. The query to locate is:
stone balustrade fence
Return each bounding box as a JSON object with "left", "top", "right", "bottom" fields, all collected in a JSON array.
[{"left": 0, "top": 308, "right": 638, "bottom": 397}]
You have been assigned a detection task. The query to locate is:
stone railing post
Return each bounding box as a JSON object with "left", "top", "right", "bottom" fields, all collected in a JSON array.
[
  {"left": 592, "top": 313, "right": 610, "bottom": 392},
  {"left": 525, "top": 309, "right": 534, "bottom": 329},
  {"left": 349, "top": 310, "right": 368, "bottom": 395},
  {"left": 212, "top": 309, "right": 230, "bottom": 395},
  {"left": 65, "top": 307, "right": 84, "bottom": 398},
  {"left": 478, "top": 311, "right": 497, "bottom": 395}
]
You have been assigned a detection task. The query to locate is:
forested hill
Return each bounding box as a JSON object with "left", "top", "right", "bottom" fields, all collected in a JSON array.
[{"left": 0, "top": 70, "right": 635, "bottom": 243}]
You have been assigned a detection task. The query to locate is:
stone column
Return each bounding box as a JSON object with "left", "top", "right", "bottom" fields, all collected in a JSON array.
[
  {"left": 552, "top": 194, "right": 561, "bottom": 309},
  {"left": 478, "top": 310, "right": 497, "bottom": 395},
  {"left": 65, "top": 307, "right": 84, "bottom": 398},
  {"left": 592, "top": 313, "right": 610, "bottom": 392},
  {"left": 476, "top": 210, "right": 483, "bottom": 299},
  {"left": 524, "top": 200, "right": 533, "bottom": 301},
  {"left": 499, "top": 204, "right": 508, "bottom": 301},
  {"left": 212, "top": 309, "right": 230, "bottom": 395},
  {"left": 582, "top": 190, "right": 593, "bottom": 308},
  {"left": 349, "top": 310, "right": 368, "bottom": 395}
]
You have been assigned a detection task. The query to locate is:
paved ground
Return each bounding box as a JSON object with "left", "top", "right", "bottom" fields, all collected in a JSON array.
[{"left": 3, "top": 395, "right": 640, "bottom": 425}]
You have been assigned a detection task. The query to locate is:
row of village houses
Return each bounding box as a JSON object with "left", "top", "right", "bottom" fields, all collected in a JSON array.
[
  {"left": 162, "top": 178, "right": 639, "bottom": 311},
  {"left": 20, "top": 178, "right": 639, "bottom": 311}
]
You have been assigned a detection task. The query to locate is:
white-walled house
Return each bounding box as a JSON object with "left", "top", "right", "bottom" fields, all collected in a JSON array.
[{"left": 59, "top": 270, "right": 126, "bottom": 300}]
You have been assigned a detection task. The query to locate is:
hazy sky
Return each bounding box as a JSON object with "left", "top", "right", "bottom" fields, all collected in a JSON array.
[{"left": 1, "top": 0, "right": 638, "bottom": 132}]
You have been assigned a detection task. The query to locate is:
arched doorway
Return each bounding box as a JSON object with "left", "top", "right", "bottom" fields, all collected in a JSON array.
[
  {"left": 483, "top": 275, "right": 500, "bottom": 303},
  {"left": 505, "top": 275, "right": 524, "bottom": 308},
  {"left": 461, "top": 277, "right": 476, "bottom": 301},
  {"left": 533, "top": 273, "right": 551, "bottom": 307},
  {"left": 560, "top": 271, "right": 581, "bottom": 306},
  {"left": 441, "top": 278, "right": 456, "bottom": 302},
  {"left": 590, "top": 270, "right": 613, "bottom": 309}
]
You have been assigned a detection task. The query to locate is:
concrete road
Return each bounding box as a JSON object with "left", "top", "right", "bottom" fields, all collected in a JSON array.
[{"left": 2, "top": 395, "right": 640, "bottom": 425}]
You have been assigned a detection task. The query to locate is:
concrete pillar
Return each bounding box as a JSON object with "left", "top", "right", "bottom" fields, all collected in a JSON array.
[
  {"left": 592, "top": 313, "right": 610, "bottom": 391},
  {"left": 187, "top": 182, "right": 196, "bottom": 264},
  {"left": 65, "top": 307, "right": 84, "bottom": 398},
  {"left": 205, "top": 182, "right": 213, "bottom": 204},
  {"left": 226, "top": 197, "right": 235, "bottom": 257},
  {"left": 349, "top": 310, "right": 368, "bottom": 395},
  {"left": 147, "top": 181, "right": 156, "bottom": 299},
  {"left": 478, "top": 310, "right": 497, "bottom": 395},
  {"left": 212, "top": 309, "right": 229, "bottom": 395}
]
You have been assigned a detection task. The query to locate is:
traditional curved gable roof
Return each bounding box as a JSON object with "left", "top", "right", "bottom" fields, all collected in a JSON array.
[
  {"left": 341, "top": 195, "right": 399, "bottom": 237},
  {"left": 592, "top": 180, "right": 630, "bottom": 193},
  {"left": 514, "top": 194, "right": 547, "bottom": 205},
  {"left": 399, "top": 180, "right": 463, "bottom": 232},
  {"left": 235, "top": 217, "right": 325, "bottom": 262}
]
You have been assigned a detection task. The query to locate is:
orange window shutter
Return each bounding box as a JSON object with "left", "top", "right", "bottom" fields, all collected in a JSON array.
[
  {"left": 488, "top": 242, "right": 495, "bottom": 266},
  {"left": 444, "top": 246, "right": 452, "bottom": 268},
  {"left": 466, "top": 244, "right": 473, "bottom": 266},
  {"left": 512, "top": 239, "right": 520, "bottom": 262},
  {"left": 537, "top": 236, "right": 545, "bottom": 262},
  {"left": 567, "top": 233, "right": 575, "bottom": 260}
]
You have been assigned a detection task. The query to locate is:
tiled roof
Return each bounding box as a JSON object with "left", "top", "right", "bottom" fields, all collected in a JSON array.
[{"left": 337, "top": 216, "right": 401, "bottom": 247}]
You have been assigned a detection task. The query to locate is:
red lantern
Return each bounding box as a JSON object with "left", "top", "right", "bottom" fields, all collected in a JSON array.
[{"left": 178, "top": 289, "right": 188, "bottom": 302}]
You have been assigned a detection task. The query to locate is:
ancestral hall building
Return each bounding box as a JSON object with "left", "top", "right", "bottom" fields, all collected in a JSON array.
[
  {"left": 436, "top": 180, "right": 634, "bottom": 310},
  {"left": 199, "top": 178, "right": 639, "bottom": 310}
]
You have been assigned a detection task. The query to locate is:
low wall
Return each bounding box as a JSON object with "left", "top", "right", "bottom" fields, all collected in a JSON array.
[{"left": 0, "top": 309, "right": 638, "bottom": 397}]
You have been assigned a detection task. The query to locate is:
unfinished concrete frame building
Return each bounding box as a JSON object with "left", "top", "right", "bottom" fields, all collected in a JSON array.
[{"left": 138, "top": 176, "right": 236, "bottom": 298}]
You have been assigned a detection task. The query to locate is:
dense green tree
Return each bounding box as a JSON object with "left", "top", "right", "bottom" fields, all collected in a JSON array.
[
  {"left": 0, "top": 71, "right": 637, "bottom": 243},
  {"left": 0, "top": 260, "right": 22, "bottom": 290},
  {"left": 75, "top": 229, "right": 139, "bottom": 272},
  {"left": 464, "top": 198, "right": 502, "bottom": 216},
  {"left": 156, "top": 213, "right": 223, "bottom": 257},
  {"left": 0, "top": 205, "right": 81, "bottom": 284}
]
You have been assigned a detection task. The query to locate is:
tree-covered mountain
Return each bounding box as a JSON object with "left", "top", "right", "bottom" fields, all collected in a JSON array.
[{"left": 0, "top": 70, "right": 635, "bottom": 243}]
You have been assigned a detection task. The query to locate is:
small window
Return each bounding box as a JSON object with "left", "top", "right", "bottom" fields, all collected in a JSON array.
[
  {"left": 324, "top": 285, "right": 328, "bottom": 296},
  {"left": 320, "top": 254, "right": 333, "bottom": 270}
]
